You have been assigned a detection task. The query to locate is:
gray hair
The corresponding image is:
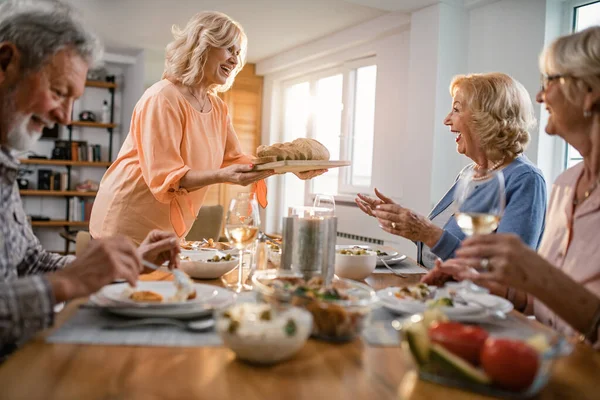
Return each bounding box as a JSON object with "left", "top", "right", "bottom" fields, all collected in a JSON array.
[{"left": 0, "top": 0, "right": 102, "bottom": 73}]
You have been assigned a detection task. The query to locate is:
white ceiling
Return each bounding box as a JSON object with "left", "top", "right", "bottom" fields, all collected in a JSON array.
[{"left": 65, "top": 0, "right": 440, "bottom": 84}]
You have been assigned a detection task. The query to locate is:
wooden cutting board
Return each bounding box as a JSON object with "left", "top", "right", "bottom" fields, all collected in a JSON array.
[{"left": 253, "top": 160, "right": 351, "bottom": 173}]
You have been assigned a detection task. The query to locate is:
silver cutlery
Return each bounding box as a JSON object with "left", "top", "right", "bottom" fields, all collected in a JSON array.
[
  {"left": 103, "top": 317, "right": 215, "bottom": 332},
  {"left": 378, "top": 256, "right": 408, "bottom": 278},
  {"left": 141, "top": 260, "right": 193, "bottom": 293},
  {"left": 454, "top": 293, "right": 507, "bottom": 320}
]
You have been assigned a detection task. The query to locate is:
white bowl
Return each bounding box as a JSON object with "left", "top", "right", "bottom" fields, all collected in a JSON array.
[
  {"left": 216, "top": 303, "right": 312, "bottom": 365},
  {"left": 178, "top": 251, "right": 238, "bottom": 279},
  {"left": 334, "top": 249, "right": 377, "bottom": 280}
]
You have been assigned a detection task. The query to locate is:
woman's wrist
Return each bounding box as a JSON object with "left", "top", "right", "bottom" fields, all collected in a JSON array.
[{"left": 422, "top": 225, "right": 443, "bottom": 248}]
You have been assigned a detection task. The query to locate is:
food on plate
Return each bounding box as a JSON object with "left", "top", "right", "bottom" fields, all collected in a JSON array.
[
  {"left": 179, "top": 254, "right": 192, "bottom": 261},
  {"left": 426, "top": 297, "right": 454, "bottom": 308},
  {"left": 256, "top": 138, "right": 330, "bottom": 161},
  {"left": 394, "top": 283, "right": 434, "bottom": 301},
  {"left": 169, "top": 271, "right": 197, "bottom": 302},
  {"left": 215, "top": 303, "right": 312, "bottom": 365},
  {"left": 375, "top": 249, "right": 388, "bottom": 256},
  {"left": 428, "top": 321, "right": 489, "bottom": 365},
  {"left": 255, "top": 274, "right": 374, "bottom": 341},
  {"left": 207, "top": 254, "right": 233, "bottom": 262},
  {"left": 180, "top": 238, "right": 231, "bottom": 251},
  {"left": 129, "top": 290, "right": 163, "bottom": 302},
  {"left": 481, "top": 338, "right": 539, "bottom": 391}
]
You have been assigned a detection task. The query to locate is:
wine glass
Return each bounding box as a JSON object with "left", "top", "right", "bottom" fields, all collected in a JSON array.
[
  {"left": 453, "top": 168, "right": 505, "bottom": 236},
  {"left": 312, "top": 193, "right": 336, "bottom": 216},
  {"left": 224, "top": 192, "right": 260, "bottom": 292}
]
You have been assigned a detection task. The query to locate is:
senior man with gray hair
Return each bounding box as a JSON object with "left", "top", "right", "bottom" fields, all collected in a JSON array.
[{"left": 0, "top": 0, "right": 180, "bottom": 360}]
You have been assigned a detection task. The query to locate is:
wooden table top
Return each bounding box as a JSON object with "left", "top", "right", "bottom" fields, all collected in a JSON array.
[{"left": 0, "top": 263, "right": 598, "bottom": 400}]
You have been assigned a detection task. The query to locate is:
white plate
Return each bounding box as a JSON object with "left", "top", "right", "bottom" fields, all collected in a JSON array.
[
  {"left": 90, "top": 285, "right": 236, "bottom": 319},
  {"left": 376, "top": 254, "right": 407, "bottom": 267},
  {"left": 100, "top": 281, "right": 218, "bottom": 308},
  {"left": 377, "top": 287, "right": 513, "bottom": 318}
]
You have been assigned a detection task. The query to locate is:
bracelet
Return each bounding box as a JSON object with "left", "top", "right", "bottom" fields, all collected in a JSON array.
[{"left": 584, "top": 303, "right": 600, "bottom": 344}]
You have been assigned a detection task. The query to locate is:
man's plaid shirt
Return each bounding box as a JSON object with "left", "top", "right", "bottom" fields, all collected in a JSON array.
[{"left": 0, "top": 147, "right": 73, "bottom": 359}]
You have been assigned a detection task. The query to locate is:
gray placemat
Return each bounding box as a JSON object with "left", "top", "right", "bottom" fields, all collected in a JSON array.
[
  {"left": 47, "top": 292, "right": 256, "bottom": 348},
  {"left": 363, "top": 306, "right": 539, "bottom": 347}
]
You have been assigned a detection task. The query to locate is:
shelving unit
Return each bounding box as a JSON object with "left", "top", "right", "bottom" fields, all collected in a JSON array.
[
  {"left": 21, "top": 79, "right": 118, "bottom": 252},
  {"left": 19, "top": 159, "right": 112, "bottom": 167},
  {"left": 30, "top": 220, "right": 89, "bottom": 227},
  {"left": 20, "top": 190, "right": 98, "bottom": 197}
]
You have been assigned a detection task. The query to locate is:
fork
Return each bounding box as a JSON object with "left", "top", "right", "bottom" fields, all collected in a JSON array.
[
  {"left": 378, "top": 256, "right": 408, "bottom": 279},
  {"left": 141, "top": 260, "right": 193, "bottom": 293}
]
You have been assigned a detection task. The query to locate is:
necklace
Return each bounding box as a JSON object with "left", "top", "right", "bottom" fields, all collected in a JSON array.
[
  {"left": 472, "top": 157, "right": 505, "bottom": 181},
  {"left": 573, "top": 176, "right": 600, "bottom": 206},
  {"left": 187, "top": 88, "right": 208, "bottom": 112}
]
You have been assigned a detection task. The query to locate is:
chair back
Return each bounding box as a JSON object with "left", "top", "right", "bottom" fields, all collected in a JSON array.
[
  {"left": 75, "top": 231, "right": 92, "bottom": 257},
  {"left": 186, "top": 205, "right": 224, "bottom": 242}
]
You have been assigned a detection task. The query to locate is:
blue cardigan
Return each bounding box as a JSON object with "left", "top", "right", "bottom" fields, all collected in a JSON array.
[{"left": 417, "top": 155, "right": 547, "bottom": 267}]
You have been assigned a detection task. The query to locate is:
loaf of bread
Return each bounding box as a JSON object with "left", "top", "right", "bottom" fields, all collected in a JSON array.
[{"left": 256, "top": 138, "right": 330, "bottom": 161}]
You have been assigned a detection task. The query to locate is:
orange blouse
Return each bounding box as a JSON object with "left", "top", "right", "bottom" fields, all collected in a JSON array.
[{"left": 89, "top": 79, "right": 264, "bottom": 244}]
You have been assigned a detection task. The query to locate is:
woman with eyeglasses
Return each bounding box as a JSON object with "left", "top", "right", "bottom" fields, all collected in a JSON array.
[{"left": 439, "top": 26, "right": 600, "bottom": 348}]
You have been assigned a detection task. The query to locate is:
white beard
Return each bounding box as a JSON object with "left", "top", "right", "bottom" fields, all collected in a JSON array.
[{"left": 6, "top": 114, "right": 43, "bottom": 151}]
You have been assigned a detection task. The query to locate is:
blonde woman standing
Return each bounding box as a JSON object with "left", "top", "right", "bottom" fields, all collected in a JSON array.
[{"left": 90, "top": 11, "right": 322, "bottom": 244}]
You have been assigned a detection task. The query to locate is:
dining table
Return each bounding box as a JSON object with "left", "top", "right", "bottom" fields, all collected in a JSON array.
[{"left": 0, "top": 257, "right": 598, "bottom": 400}]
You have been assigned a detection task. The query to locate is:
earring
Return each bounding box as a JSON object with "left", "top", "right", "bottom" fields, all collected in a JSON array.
[{"left": 584, "top": 110, "right": 592, "bottom": 118}]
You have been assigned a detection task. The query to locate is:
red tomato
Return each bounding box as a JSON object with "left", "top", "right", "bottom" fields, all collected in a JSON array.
[
  {"left": 481, "top": 338, "right": 539, "bottom": 391},
  {"left": 428, "top": 321, "right": 489, "bottom": 365}
]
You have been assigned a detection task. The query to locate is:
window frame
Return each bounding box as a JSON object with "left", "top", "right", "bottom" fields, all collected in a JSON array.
[
  {"left": 561, "top": 0, "right": 599, "bottom": 170},
  {"left": 278, "top": 56, "right": 378, "bottom": 205}
]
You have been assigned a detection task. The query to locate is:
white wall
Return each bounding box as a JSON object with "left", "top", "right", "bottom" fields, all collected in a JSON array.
[
  {"left": 258, "top": 0, "right": 562, "bottom": 260},
  {"left": 467, "top": 0, "right": 547, "bottom": 164}
]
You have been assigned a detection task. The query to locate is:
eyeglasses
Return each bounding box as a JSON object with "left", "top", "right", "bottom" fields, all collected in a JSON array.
[{"left": 540, "top": 74, "right": 568, "bottom": 92}]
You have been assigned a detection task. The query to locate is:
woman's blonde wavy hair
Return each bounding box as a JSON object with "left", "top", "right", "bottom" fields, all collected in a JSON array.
[
  {"left": 162, "top": 11, "right": 247, "bottom": 93},
  {"left": 539, "top": 26, "right": 600, "bottom": 105},
  {"left": 450, "top": 72, "right": 536, "bottom": 161}
]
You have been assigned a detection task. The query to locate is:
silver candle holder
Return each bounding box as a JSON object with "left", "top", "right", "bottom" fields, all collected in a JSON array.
[{"left": 281, "top": 206, "right": 337, "bottom": 286}]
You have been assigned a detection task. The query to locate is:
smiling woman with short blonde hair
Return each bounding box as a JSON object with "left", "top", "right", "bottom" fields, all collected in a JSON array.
[
  {"left": 162, "top": 11, "right": 247, "bottom": 93},
  {"left": 450, "top": 73, "right": 536, "bottom": 161}
]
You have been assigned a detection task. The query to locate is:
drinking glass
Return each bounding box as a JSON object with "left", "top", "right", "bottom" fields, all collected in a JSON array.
[
  {"left": 224, "top": 192, "right": 260, "bottom": 292},
  {"left": 453, "top": 168, "right": 505, "bottom": 236},
  {"left": 312, "top": 194, "right": 336, "bottom": 215}
]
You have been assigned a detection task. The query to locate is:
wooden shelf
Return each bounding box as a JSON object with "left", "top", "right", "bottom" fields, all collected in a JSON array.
[
  {"left": 19, "top": 159, "right": 111, "bottom": 167},
  {"left": 85, "top": 80, "right": 117, "bottom": 89},
  {"left": 20, "top": 190, "right": 97, "bottom": 197},
  {"left": 69, "top": 121, "right": 117, "bottom": 129},
  {"left": 30, "top": 220, "right": 88, "bottom": 227}
]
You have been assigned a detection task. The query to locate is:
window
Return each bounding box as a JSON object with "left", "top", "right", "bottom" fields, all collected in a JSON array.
[
  {"left": 564, "top": 1, "right": 600, "bottom": 169},
  {"left": 279, "top": 59, "right": 377, "bottom": 209}
]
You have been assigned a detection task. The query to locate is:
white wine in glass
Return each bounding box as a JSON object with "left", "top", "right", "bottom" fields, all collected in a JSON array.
[
  {"left": 453, "top": 168, "right": 505, "bottom": 237},
  {"left": 224, "top": 193, "right": 260, "bottom": 292}
]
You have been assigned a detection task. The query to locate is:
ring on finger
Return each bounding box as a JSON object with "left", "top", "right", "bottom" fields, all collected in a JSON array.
[{"left": 479, "top": 257, "right": 491, "bottom": 272}]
